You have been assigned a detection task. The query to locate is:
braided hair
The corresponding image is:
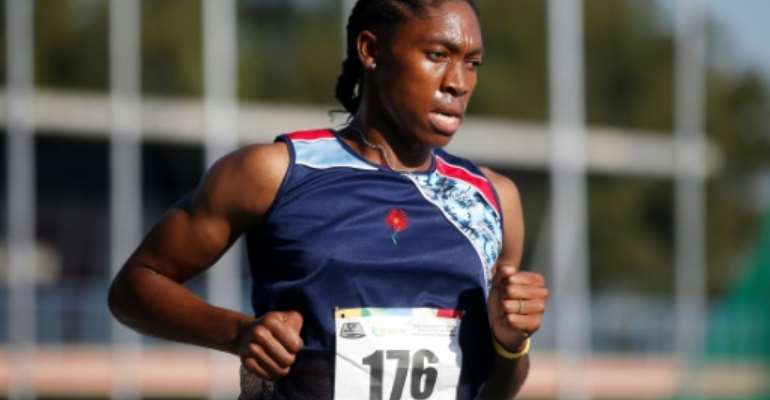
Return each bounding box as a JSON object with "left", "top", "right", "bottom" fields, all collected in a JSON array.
[{"left": 335, "top": 0, "right": 479, "bottom": 114}]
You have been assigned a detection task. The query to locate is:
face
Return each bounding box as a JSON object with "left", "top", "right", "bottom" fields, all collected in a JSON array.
[{"left": 370, "top": 1, "right": 483, "bottom": 148}]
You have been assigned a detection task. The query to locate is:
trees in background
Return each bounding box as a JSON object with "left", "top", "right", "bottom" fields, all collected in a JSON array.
[{"left": 13, "top": 0, "right": 770, "bottom": 296}]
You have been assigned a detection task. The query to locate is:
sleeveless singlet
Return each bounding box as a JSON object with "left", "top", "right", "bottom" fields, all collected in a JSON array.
[{"left": 242, "top": 129, "right": 504, "bottom": 399}]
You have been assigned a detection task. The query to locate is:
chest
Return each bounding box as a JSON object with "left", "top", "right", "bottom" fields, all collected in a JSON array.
[{"left": 259, "top": 167, "right": 502, "bottom": 294}]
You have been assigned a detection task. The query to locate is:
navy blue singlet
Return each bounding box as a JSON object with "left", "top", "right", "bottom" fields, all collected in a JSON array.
[{"left": 243, "top": 129, "right": 504, "bottom": 399}]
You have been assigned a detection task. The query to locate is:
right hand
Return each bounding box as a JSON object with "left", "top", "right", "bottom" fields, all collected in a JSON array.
[{"left": 236, "top": 310, "right": 304, "bottom": 380}]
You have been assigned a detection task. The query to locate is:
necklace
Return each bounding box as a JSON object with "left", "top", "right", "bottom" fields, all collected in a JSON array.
[{"left": 346, "top": 125, "right": 424, "bottom": 173}]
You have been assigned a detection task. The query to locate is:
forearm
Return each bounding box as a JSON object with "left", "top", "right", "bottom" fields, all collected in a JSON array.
[
  {"left": 108, "top": 263, "right": 255, "bottom": 355},
  {"left": 477, "top": 353, "right": 529, "bottom": 399}
]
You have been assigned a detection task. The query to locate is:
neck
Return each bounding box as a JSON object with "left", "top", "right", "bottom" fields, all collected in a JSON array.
[
  {"left": 345, "top": 100, "right": 433, "bottom": 172},
  {"left": 345, "top": 118, "right": 433, "bottom": 173}
]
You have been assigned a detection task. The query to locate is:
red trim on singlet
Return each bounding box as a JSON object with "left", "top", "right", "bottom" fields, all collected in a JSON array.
[
  {"left": 287, "top": 129, "right": 335, "bottom": 141},
  {"left": 436, "top": 309, "right": 464, "bottom": 319},
  {"left": 435, "top": 156, "right": 500, "bottom": 214}
]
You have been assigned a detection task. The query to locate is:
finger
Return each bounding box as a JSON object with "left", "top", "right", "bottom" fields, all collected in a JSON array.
[
  {"left": 265, "top": 312, "right": 304, "bottom": 353},
  {"left": 249, "top": 342, "right": 290, "bottom": 379},
  {"left": 252, "top": 324, "right": 297, "bottom": 368},
  {"left": 501, "top": 299, "right": 546, "bottom": 315},
  {"left": 504, "top": 313, "right": 543, "bottom": 333},
  {"left": 505, "top": 285, "right": 549, "bottom": 301},
  {"left": 493, "top": 265, "right": 517, "bottom": 286},
  {"left": 508, "top": 272, "right": 546, "bottom": 287},
  {"left": 242, "top": 357, "right": 270, "bottom": 381},
  {"left": 281, "top": 310, "right": 304, "bottom": 332}
]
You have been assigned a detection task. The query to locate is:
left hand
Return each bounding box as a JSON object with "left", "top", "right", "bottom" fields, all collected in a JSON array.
[{"left": 487, "top": 264, "right": 549, "bottom": 353}]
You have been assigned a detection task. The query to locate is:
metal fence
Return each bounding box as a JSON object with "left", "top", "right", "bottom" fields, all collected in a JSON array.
[{"left": 1, "top": 0, "right": 723, "bottom": 399}]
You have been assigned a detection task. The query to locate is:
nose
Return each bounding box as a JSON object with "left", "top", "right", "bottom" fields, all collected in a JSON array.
[{"left": 441, "top": 61, "right": 470, "bottom": 97}]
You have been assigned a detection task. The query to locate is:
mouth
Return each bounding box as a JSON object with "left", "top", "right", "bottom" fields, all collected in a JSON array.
[{"left": 428, "top": 111, "right": 463, "bottom": 135}]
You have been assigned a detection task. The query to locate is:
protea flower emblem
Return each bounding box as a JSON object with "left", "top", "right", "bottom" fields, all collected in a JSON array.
[{"left": 385, "top": 208, "right": 409, "bottom": 245}]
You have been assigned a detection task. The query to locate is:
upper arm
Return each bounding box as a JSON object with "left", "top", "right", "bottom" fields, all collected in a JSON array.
[
  {"left": 481, "top": 167, "right": 525, "bottom": 271},
  {"left": 123, "top": 142, "right": 289, "bottom": 282}
]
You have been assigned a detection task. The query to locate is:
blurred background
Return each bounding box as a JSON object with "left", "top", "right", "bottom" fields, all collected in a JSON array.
[{"left": 1, "top": 0, "right": 769, "bottom": 399}]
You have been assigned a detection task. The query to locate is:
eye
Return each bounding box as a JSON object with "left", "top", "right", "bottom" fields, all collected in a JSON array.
[
  {"left": 427, "top": 50, "right": 449, "bottom": 62},
  {"left": 466, "top": 59, "right": 483, "bottom": 71}
]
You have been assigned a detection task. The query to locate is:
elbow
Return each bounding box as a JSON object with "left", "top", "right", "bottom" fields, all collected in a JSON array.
[
  {"left": 107, "top": 278, "right": 125, "bottom": 323},
  {"left": 107, "top": 270, "right": 136, "bottom": 327}
]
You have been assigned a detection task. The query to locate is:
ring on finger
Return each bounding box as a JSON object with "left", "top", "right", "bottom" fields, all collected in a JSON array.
[{"left": 517, "top": 299, "right": 524, "bottom": 314}]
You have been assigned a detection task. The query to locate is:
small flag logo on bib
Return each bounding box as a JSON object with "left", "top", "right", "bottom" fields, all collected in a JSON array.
[{"left": 339, "top": 322, "right": 366, "bottom": 339}]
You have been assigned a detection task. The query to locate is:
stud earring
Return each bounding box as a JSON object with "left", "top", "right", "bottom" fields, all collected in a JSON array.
[{"left": 368, "top": 63, "right": 376, "bottom": 70}]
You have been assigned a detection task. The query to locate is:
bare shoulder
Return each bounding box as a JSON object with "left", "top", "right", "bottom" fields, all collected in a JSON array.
[
  {"left": 116, "top": 142, "right": 289, "bottom": 283},
  {"left": 192, "top": 141, "right": 289, "bottom": 220},
  {"left": 479, "top": 166, "right": 521, "bottom": 207},
  {"left": 229, "top": 141, "right": 290, "bottom": 196},
  {"left": 480, "top": 166, "right": 525, "bottom": 264}
]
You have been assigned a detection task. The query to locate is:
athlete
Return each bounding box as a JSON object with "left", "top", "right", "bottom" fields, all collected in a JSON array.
[{"left": 108, "top": 0, "right": 548, "bottom": 399}]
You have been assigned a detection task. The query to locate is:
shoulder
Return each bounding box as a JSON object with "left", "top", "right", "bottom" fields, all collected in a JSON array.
[
  {"left": 434, "top": 149, "right": 502, "bottom": 210},
  {"left": 479, "top": 166, "right": 521, "bottom": 208},
  {"left": 232, "top": 141, "right": 290, "bottom": 188},
  {"left": 435, "top": 150, "right": 525, "bottom": 264},
  {"left": 192, "top": 141, "right": 289, "bottom": 220},
  {"left": 479, "top": 166, "right": 524, "bottom": 264},
  {"left": 434, "top": 149, "right": 519, "bottom": 212}
]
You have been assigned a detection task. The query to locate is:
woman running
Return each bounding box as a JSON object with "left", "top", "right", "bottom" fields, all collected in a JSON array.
[{"left": 109, "top": 1, "right": 548, "bottom": 398}]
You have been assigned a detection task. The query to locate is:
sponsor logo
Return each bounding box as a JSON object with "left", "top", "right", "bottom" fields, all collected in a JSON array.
[
  {"left": 339, "top": 322, "right": 366, "bottom": 339},
  {"left": 371, "top": 326, "right": 407, "bottom": 337}
]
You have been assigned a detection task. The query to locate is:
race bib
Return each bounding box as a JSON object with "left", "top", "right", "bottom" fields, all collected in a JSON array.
[{"left": 333, "top": 307, "right": 463, "bottom": 400}]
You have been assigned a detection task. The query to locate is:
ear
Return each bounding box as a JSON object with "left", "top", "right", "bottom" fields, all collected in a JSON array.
[{"left": 356, "top": 30, "right": 378, "bottom": 70}]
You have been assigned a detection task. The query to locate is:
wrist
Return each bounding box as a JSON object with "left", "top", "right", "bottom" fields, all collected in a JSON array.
[
  {"left": 492, "top": 336, "right": 531, "bottom": 360},
  {"left": 231, "top": 315, "right": 258, "bottom": 356}
]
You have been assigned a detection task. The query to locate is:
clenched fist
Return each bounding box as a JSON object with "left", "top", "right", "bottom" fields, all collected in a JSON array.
[
  {"left": 487, "top": 265, "right": 548, "bottom": 354},
  {"left": 236, "top": 310, "right": 304, "bottom": 380}
]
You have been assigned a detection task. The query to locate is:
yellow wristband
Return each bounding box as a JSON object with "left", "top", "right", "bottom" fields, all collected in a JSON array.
[{"left": 493, "top": 337, "right": 531, "bottom": 359}]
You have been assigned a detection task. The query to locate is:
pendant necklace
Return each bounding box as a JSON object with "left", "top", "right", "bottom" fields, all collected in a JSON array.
[{"left": 346, "top": 125, "right": 426, "bottom": 173}]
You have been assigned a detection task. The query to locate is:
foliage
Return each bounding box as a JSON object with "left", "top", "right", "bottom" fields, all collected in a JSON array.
[
  {"left": 35, "top": 0, "right": 109, "bottom": 90},
  {"left": 140, "top": 0, "right": 203, "bottom": 96},
  {"left": 23, "top": 0, "right": 770, "bottom": 296},
  {"left": 0, "top": 0, "right": 5, "bottom": 87},
  {"left": 471, "top": 0, "right": 548, "bottom": 121},
  {"left": 237, "top": 2, "right": 341, "bottom": 104}
]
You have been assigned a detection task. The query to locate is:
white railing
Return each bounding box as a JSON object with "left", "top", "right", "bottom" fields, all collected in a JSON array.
[{"left": 2, "top": 1, "right": 710, "bottom": 399}]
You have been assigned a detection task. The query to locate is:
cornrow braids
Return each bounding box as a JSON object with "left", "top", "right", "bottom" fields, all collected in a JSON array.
[{"left": 335, "top": 0, "right": 479, "bottom": 114}]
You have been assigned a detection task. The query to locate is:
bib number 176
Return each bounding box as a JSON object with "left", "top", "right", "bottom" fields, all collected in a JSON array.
[{"left": 361, "top": 349, "right": 438, "bottom": 400}]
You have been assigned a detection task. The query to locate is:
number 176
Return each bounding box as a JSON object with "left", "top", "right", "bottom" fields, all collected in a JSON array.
[{"left": 361, "top": 349, "right": 439, "bottom": 400}]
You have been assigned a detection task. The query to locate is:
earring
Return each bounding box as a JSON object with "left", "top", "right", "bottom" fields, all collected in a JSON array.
[{"left": 368, "top": 63, "right": 376, "bottom": 70}]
